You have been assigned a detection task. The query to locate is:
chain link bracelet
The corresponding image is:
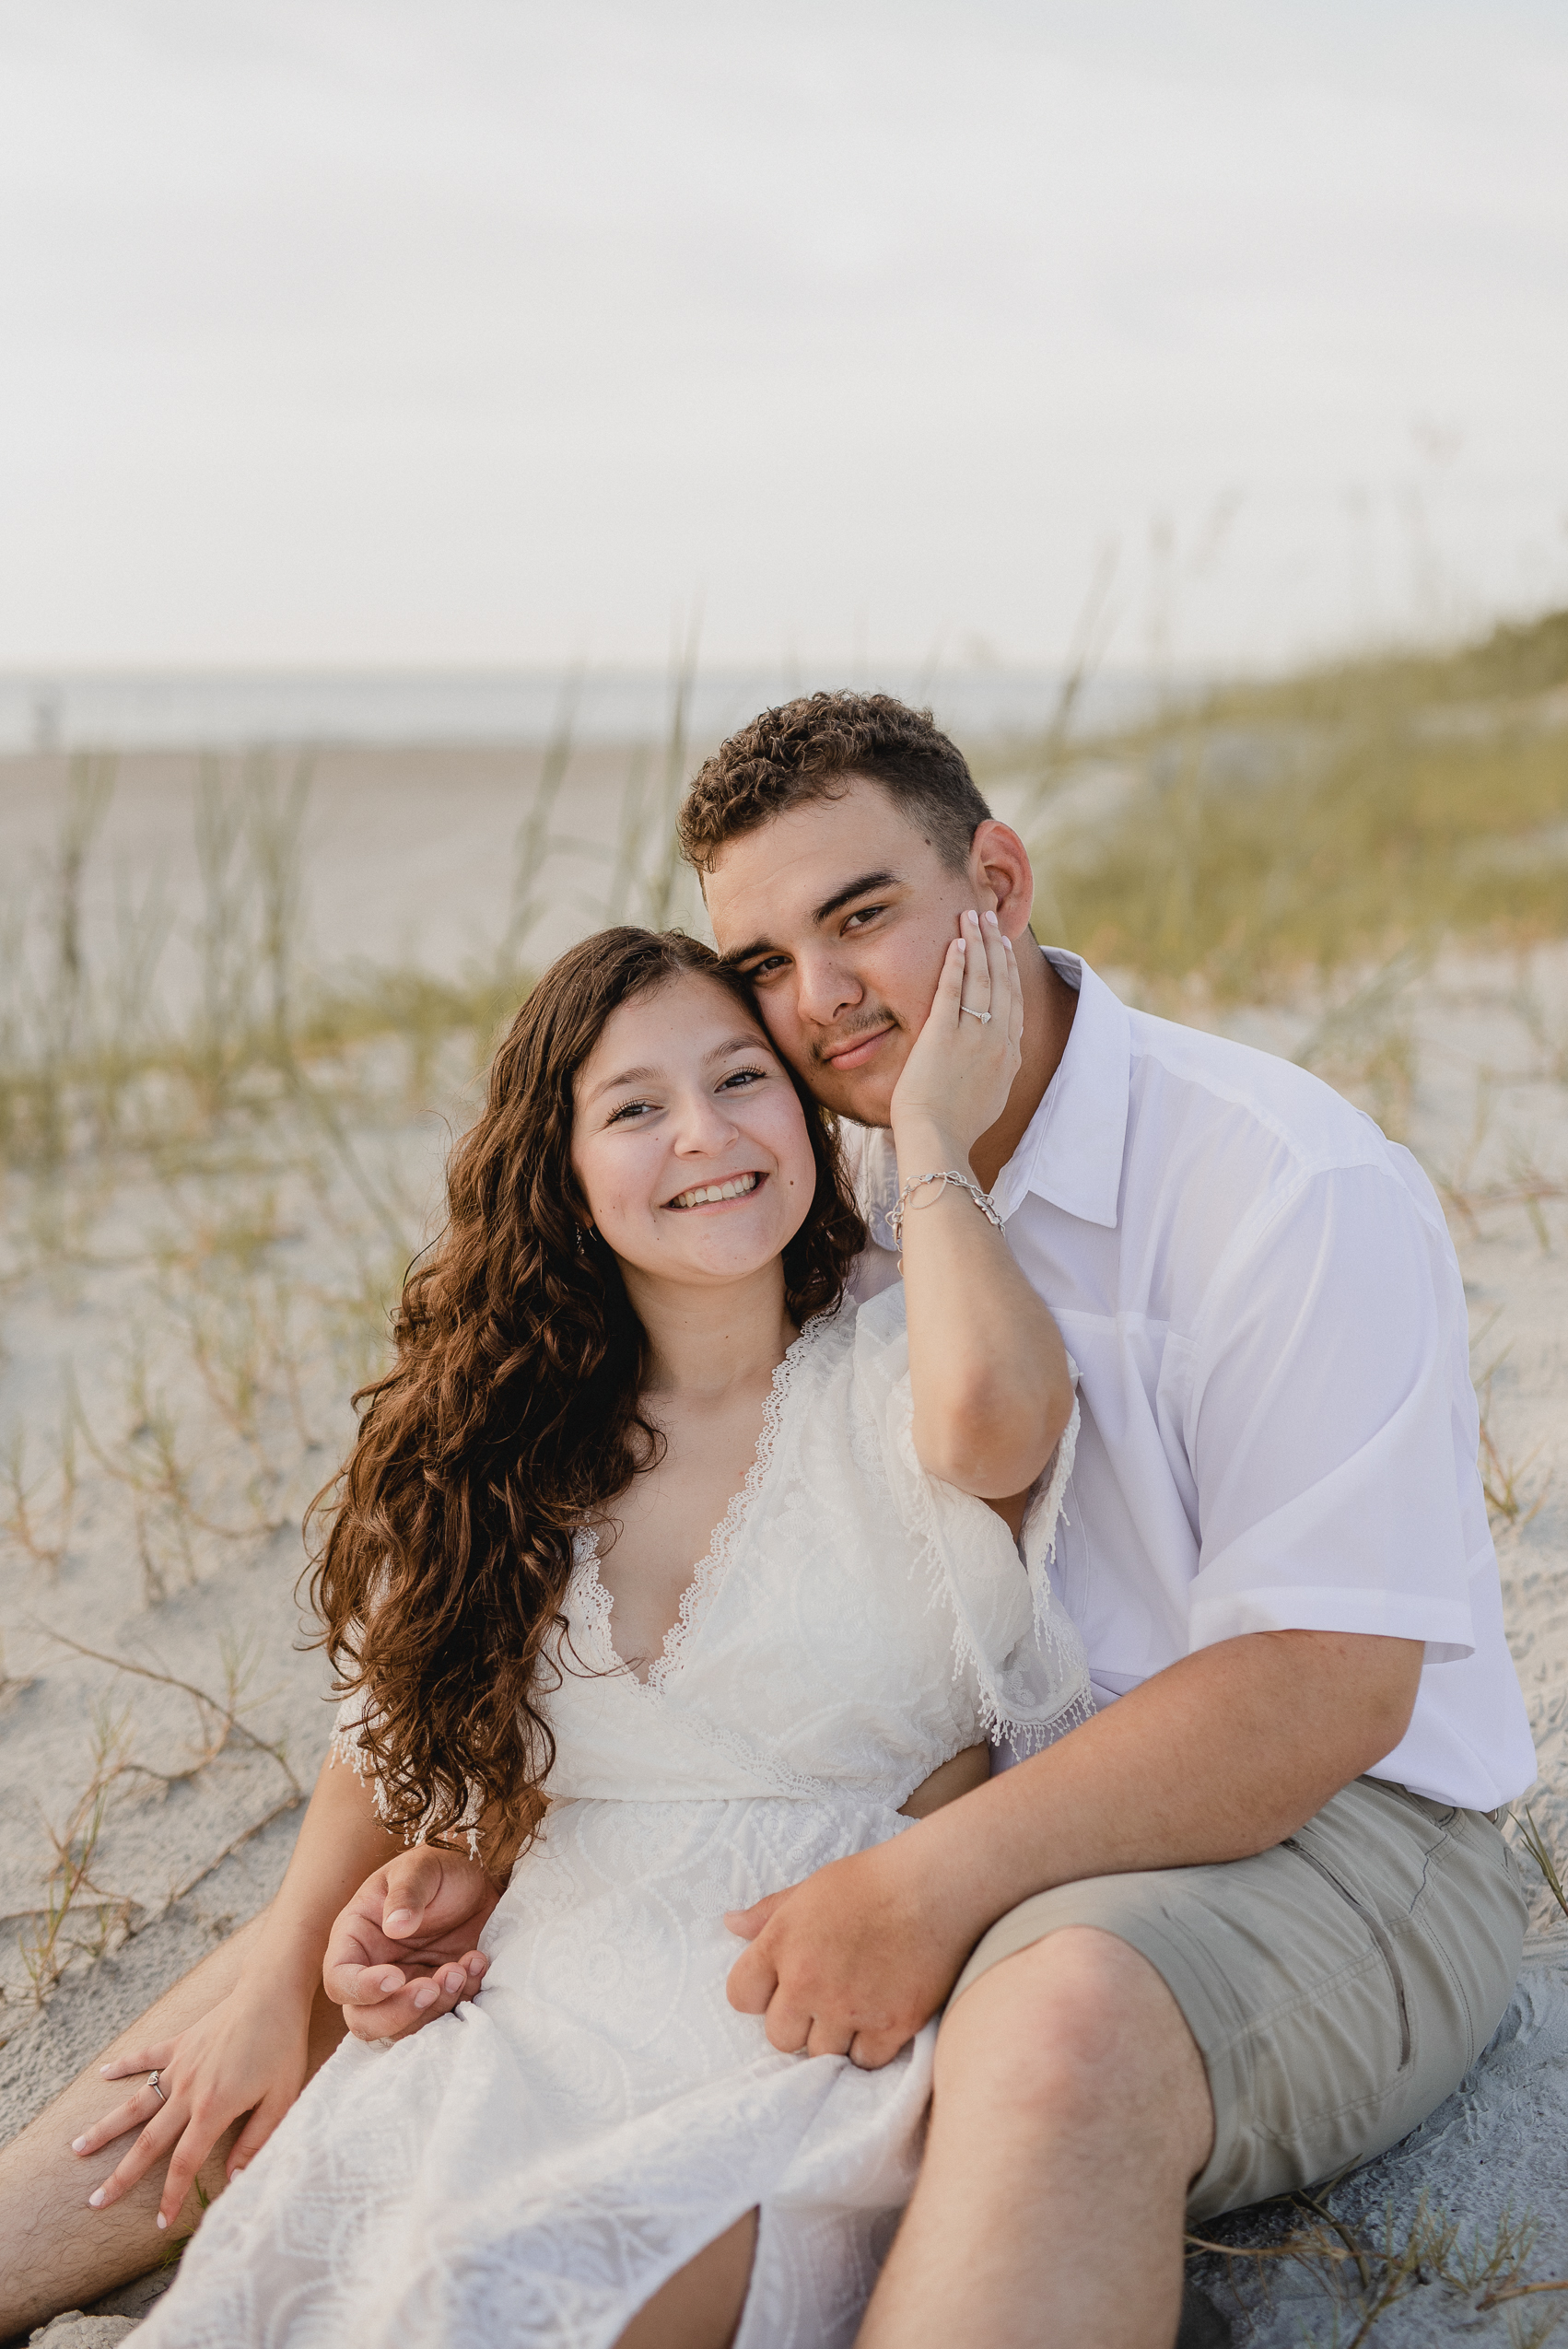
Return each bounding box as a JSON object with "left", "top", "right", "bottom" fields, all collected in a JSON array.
[{"left": 887, "top": 1168, "right": 1003, "bottom": 1267}]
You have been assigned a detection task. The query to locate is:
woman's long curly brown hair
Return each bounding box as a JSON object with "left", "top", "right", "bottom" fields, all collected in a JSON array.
[{"left": 308, "top": 928, "right": 865, "bottom": 1865}]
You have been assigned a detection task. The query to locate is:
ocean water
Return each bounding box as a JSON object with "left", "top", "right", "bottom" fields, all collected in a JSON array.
[{"left": 0, "top": 665, "right": 1155, "bottom": 754}]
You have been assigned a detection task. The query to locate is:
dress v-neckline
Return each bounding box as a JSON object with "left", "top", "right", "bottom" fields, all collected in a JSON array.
[{"left": 573, "top": 1315, "right": 827, "bottom": 1694}]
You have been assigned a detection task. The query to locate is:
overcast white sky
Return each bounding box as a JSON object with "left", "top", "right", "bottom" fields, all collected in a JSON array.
[{"left": 2, "top": 0, "right": 1565, "bottom": 673}]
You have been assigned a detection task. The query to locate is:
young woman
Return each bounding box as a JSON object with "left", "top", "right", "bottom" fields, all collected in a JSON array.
[{"left": 30, "top": 917, "right": 1085, "bottom": 2348}]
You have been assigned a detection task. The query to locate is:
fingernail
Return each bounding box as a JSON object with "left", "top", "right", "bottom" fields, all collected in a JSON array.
[
  {"left": 88, "top": 2188, "right": 106, "bottom": 2208},
  {"left": 986, "top": 910, "right": 1000, "bottom": 928},
  {"left": 379, "top": 1972, "right": 402, "bottom": 1993},
  {"left": 385, "top": 1908, "right": 415, "bottom": 1930},
  {"left": 99, "top": 2063, "right": 113, "bottom": 2074},
  {"left": 71, "top": 2134, "right": 88, "bottom": 2153},
  {"left": 157, "top": 2213, "right": 168, "bottom": 2230},
  {"left": 413, "top": 1983, "right": 437, "bottom": 2008}
]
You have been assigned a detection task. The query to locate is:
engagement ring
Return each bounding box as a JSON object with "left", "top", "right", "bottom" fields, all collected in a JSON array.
[
  {"left": 960, "top": 1006, "right": 992, "bottom": 1023},
  {"left": 147, "top": 2071, "right": 165, "bottom": 2102}
]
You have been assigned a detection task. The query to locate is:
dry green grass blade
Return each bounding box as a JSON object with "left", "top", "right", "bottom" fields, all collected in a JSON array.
[
  {"left": 1024, "top": 538, "right": 1121, "bottom": 815},
  {"left": 34, "top": 1625, "right": 302, "bottom": 1796},
  {"left": 6, "top": 1629, "right": 309, "bottom": 2005},
  {"left": 1481, "top": 2277, "right": 1568, "bottom": 2309},
  {"left": 501, "top": 668, "right": 583, "bottom": 966},
  {"left": 642, "top": 608, "right": 705, "bottom": 932},
  {"left": 14, "top": 1700, "right": 135, "bottom": 2002},
  {"left": 1515, "top": 1806, "right": 1568, "bottom": 1921},
  {"left": 0, "top": 1412, "right": 76, "bottom": 1573}
]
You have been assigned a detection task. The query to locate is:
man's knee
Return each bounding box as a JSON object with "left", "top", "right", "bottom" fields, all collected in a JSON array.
[{"left": 937, "top": 1926, "right": 1212, "bottom": 2162}]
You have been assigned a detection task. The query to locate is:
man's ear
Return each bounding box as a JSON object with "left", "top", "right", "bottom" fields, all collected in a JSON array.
[{"left": 969, "top": 821, "right": 1036, "bottom": 941}]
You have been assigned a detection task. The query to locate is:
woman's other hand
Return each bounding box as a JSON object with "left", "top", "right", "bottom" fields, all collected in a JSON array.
[
  {"left": 66, "top": 1748, "right": 428, "bottom": 2236},
  {"left": 322, "top": 1844, "right": 500, "bottom": 2040},
  {"left": 72, "top": 1985, "right": 309, "bottom": 2231}
]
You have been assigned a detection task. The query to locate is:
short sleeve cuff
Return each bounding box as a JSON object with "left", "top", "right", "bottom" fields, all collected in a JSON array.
[{"left": 1188, "top": 1584, "right": 1475, "bottom": 1663}]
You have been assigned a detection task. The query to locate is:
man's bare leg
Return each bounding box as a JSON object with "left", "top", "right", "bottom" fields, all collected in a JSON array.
[
  {"left": 0, "top": 1912, "right": 347, "bottom": 2341},
  {"left": 858, "top": 1928, "right": 1213, "bottom": 2349}
]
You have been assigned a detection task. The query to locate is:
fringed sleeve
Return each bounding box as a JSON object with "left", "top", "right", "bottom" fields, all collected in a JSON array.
[{"left": 851, "top": 1289, "right": 1094, "bottom": 1753}]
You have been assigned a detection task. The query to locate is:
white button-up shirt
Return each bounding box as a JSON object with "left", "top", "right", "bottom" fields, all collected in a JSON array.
[{"left": 844, "top": 951, "right": 1536, "bottom": 1811}]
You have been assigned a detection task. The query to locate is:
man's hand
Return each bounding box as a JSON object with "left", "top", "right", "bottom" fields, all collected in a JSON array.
[
  {"left": 323, "top": 1845, "right": 502, "bottom": 2040},
  {"left": 722, "top": 1633, "right": 1428, "bottom": 2082},
  {"left": 724, "top": 1837, "right": 972, "bottom": 2070}
]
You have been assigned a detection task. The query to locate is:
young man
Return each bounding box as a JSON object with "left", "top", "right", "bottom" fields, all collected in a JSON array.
[{"left": 681, "top": 691, "right": 1534, "bottom": 2349}]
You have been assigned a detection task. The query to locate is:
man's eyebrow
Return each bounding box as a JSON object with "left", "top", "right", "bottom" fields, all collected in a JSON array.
[
  {"left": 811, "top": 869, "right": 901, "bottom": 926},
  {"left": 720, "top": 871, "right": 904, "bottom": 967},
  {"left": 584, "top": 1036, "right": 768, "bottom": 1104}
]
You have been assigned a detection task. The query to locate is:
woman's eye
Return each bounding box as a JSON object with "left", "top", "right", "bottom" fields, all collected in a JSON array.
[
  {"left": 607, "top": 1099, "right": 655, "bottom": 1124},
  {"left": 719, "top": 1066, "right": 767, "bottom": 1092}
]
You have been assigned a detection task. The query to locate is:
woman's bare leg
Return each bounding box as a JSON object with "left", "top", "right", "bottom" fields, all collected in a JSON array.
[
  {"left": 0, "top": 1913, "right": 347, "bottom": 2341},
  {"left": 614, "top": 2211, "right": 757, "bottom": 2349}
]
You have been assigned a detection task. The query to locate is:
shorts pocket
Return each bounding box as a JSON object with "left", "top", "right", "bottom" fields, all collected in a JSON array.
[{"left": 1282, "top": 1837, "right": 1412, "bottom": 2070}]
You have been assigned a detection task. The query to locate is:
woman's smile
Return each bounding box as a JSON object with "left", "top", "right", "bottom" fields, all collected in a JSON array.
[{"left": 665, "top": 1171, "right": 766, "bottom": 1211}]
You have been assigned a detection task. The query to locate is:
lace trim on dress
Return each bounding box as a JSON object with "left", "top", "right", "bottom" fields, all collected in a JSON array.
[
  {"left": 1023, "top": 1361, "right": 1079, "bottom": 1645},
  {"left": 568, "top": 1525, "right": 616, "bottom": 1649},
  {"left": 328, "top": 1710, "right": 484, "bottom": 1859},
  {"left": 888, "top": 1385, "right": 1093, "bottom": 1756},
  {"left": 1017, "top": 1405, "right": 1094, "bottom": 1751},
  {"left": 328, "top": 1713, "right": 384, "bottom": 1807},
  {"left": 575, "top": 1311, "right": 836, "bottom": 1696}
]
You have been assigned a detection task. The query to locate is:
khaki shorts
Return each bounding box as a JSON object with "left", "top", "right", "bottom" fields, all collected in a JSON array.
[{"left": 949, "top": 1775, "right": 1529, "bottom": 2219}]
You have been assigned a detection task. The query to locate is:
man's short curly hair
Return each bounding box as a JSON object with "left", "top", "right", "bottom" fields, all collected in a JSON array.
[{"left": 678, "top": 691, "right": 993, "bottom": 877}]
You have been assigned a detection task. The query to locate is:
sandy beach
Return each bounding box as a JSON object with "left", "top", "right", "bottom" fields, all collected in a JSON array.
[{"left": 3, "top": 742, "right": 1566, "bottom": 2345}]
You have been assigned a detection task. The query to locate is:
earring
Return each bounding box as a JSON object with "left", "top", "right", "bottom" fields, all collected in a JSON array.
[{"left": 574, "top": 1224, "right": 585, "bottom": 1255}]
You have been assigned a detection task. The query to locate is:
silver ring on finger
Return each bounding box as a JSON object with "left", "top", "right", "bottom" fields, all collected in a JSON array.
[
  {"left": 959, "top": 1005, "right": 992, "bottom": 1023},
  {"left": 147, "top": 2070, "right": 166, "bottom": 2102}
]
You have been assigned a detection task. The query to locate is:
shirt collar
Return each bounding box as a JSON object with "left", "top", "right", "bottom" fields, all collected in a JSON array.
[{"left": 989, "top": 950, "right": 1130, "bottom": 1231}]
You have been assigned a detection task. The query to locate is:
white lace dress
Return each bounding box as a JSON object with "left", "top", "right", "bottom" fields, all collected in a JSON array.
[{"left": 136, "top": 1290, "right": 1088, "bottom": 2349}]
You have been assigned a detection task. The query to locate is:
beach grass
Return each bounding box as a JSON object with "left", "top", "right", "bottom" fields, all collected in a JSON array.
[{"left": 1002, "top": 606, "right": 1568, "bottom": 1007}]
